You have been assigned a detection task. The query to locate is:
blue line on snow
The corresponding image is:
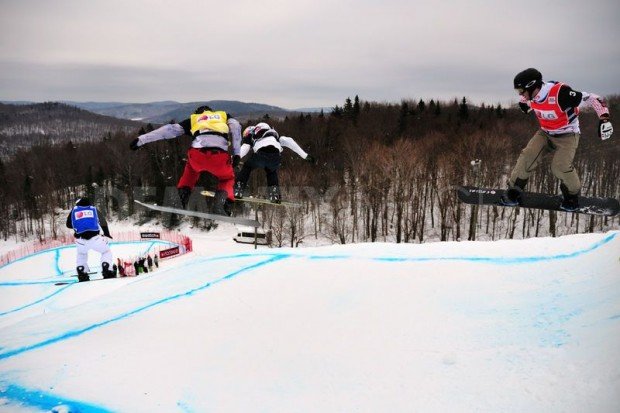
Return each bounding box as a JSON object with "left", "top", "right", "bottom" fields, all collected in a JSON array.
[
  {"left": 189, "top": 232, "right": 619, "bottom": 265},
  {"left": 0, "top": 383, "right": 112, "bottom": 413},
  {"left": 54, "top": 248, "right": 62, "bottom": 275},
  {"left": 0, "top": 255, "right": 288, "bottom": 361},
  {"left": 0, "top": 284, "right": 73, "bottom": 317},
  {"left": 0, "top": 279, "right": 74, "bottom": 286}
]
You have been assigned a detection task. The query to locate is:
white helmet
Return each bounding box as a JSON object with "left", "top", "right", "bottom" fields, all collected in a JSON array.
[
  {"left": 253, "top": 122, "right": 278, "bottom": 140},
  {"left": 254, "top": 122, "right": 271, "bottom": 133}
]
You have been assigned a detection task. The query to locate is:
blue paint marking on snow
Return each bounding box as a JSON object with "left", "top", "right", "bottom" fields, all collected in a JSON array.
[
  {"left": 0, "top": 284, "right": 73, "bottom": 317},
  {"left": 0, "top": 383, "right": 112, "bottom": 413},
  {"left": 54, "top": 248, "right": 62, "bottom": 275},
  {"left": 190, "top": 232, "right": 618, "bottom": 265},
  {"left": 0, "top": 279, "right": 75, "bottom": 286},
  {"left": 0, "top": 255, "right": 289, "bottom": 361}
]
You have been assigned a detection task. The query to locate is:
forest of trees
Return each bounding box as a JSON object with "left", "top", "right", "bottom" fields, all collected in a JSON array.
[
  {"left": 0, "top": 102, "right": 141, "bottom": 158},
  {"left": 0, "top": 95, "right": 618, "bottom": 245}
]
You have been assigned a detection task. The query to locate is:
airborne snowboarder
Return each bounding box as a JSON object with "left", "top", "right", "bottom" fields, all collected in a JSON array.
[
  {"left": 501, "top": 68, "right": 613, "bottom": 211},
  {"left": 130, "top": 105, "right": 242, "bottom": 216},
  {"left": 234, "top": 122, "right": 316, "bottom": 203}
]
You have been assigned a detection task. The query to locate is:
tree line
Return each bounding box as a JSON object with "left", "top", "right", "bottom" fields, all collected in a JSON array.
[{"left": 0, "top": 95, "right": 618, "bottom": 244}]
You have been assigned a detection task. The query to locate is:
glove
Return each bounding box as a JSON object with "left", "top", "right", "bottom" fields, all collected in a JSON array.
[
  {"left": 518, "top": 102, "right": 532, "bottom": 114},
  {"left": 129, "top": 138, "right": 141, "bottom": 150},
  {"left": 305, "top": 154, "right": 317, "bottom": 165},
  {"left": 232, "top": 155, "right": 241, "bottom": 168},
  {"left": 599, "top": 119, "right": 613, "bottom": 140}
]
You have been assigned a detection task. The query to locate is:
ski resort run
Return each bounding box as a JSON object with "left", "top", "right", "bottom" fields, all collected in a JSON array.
[{"left": 0, "top": 225, "right": 619, "bottom": 413}]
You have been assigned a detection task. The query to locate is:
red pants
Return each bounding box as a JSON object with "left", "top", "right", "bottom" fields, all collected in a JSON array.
[{"left": 177, "top": 148, "right": 235, "bottom": 200}]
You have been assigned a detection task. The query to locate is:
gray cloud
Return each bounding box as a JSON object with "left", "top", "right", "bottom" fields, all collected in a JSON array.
[{"left": 1, "top": 0, "right": 619, "bottom": 108}]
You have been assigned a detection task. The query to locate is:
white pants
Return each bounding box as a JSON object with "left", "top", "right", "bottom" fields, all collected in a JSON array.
[{"left": 75, "top": 235, "right": 113, "bottom": 272}]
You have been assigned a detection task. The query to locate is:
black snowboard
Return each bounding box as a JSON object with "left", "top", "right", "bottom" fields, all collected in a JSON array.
[{"left": 457, "top": 186, "right": 619, "bottom": 216}]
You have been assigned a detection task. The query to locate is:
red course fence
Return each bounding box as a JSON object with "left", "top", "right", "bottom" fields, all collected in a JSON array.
[{"left": 0, "top": 230, "right": 193, "bottom": 268}]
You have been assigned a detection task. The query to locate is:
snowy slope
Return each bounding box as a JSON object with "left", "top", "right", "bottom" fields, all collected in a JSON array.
[{"left": 0, "top": 231, "right": 619, "bottom": 412}]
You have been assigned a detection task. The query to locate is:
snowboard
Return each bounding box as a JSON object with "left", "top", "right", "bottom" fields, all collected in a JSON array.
[
  {"left": 134, "top": 200, "right": 260, "bottom": 227},
  {"left": 200, "top": 191, "right": 301, "bottom": 207},
  {"left": 456, "top": 186, "right": 619, "bottom": 216},
  {"left": 55, "top": 274, "right": 140, "bottom": 286},
  {"left": 65, "top": 271, "right": 97, "bottom": 277},
  {"left": 55, "top": 277, "right": 113, "bottom": 286}
]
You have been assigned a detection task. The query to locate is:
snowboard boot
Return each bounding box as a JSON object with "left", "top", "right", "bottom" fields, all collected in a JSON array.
[
  {"left": 211, "top": 190, "right": 229, "bottom": 215},
  {"left": 223, "top": 199, "right": 234, "bottom": 217},
  {"left": 500, "top": 178, "right": 528, "bottom": 206},
  {"left": 76, "top": 266, "right": 90, "bottom": 282},
  {"left": 559, "top": 183, "right": 580, "bottom": 212},
  {"left": 233, "top": 181, "right": 246, "bottom": 199},
  {"left": 102, "top": 262, "right": 115, "bottom": 279},
  {"left": 178, "top": 186, "right": 191, "bottom": 209},
  {"left": 268, "top": 185, "right": 281, "bottom": 204}
]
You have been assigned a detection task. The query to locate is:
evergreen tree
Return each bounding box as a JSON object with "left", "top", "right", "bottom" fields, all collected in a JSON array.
[
  {"left": 398, "top": 101, "right": 409, "bottom": 133},
  {"left": 417, "top": 99, "right": 426, "bottom": 112},
  {"left": 331, "top": 105, "right": 343, "bottom": 118},
  {"left": 353, "top": 95, "right": 360, "bottom": 118},
  {"left": 343, "top": 97, "right": 353, "bottom": 118},
  {"left": 495, "top": 104, "right": 504, "bottom": 118},
  {"left": 458, "top": 97, "right": 469, "bottom": 120}
]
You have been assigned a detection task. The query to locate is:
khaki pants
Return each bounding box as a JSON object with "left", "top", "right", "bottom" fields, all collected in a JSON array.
[{"left": 509, "top": 129, "right": 581, "bottom": 194}]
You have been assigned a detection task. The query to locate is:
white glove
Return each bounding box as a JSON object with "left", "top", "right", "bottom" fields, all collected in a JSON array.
[{"left": 599, "top": 119, "right": 613, "bottom": 140}]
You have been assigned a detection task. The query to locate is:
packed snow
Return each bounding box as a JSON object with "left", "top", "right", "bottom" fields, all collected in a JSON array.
[{"left": 0, "top": 225, "right": 619, "bottom": 413}]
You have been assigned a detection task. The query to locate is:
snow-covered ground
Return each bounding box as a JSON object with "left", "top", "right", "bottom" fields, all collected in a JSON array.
[{"left": 0, "top": 225, "right": 619, "bottom": 413}]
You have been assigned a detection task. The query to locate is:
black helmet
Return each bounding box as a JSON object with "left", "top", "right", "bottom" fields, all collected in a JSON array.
[
  {"left": 194, "top": 105, "right": 212, "bottom": 114},
  {"left": 514, "top": 68, "right": 543, "bottom": 94},
  {"left": 75, "top": 197, "right": 91, "bottom": 206}
]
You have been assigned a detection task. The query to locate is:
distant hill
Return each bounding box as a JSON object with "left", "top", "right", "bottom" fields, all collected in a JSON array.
[
  {"left": 65, "top": 100, "right": 294, "bottom": 123},
  {"left": 0, "top": 102, "right": 143, "bottom": 158}
]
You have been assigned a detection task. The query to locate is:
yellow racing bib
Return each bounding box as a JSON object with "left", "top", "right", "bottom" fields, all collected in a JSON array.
[{"left": 190, "top": 111, "right": 229, "bottom": 135}]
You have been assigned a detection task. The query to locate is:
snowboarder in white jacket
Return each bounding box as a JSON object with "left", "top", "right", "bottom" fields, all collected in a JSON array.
[{"left": 235, "top": 122, "right": 316, "bottom": 203}]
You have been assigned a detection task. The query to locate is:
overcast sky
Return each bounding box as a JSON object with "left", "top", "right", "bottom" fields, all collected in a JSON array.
[{"left": 1, "top": 0, "right": 618, "bottom": 109}]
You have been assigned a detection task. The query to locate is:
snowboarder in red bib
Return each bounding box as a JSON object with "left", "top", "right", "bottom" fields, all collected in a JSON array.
[
  {"left": 502, "top": 68, "right": 613, "bottom": 211},
  {"left": 130, "top": 105, "right": 242, "bottom": 215}
]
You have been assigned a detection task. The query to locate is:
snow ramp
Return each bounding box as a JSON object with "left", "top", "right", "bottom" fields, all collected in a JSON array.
[{"left": 0, "top": 232, "right": 619, "bottom": 412}]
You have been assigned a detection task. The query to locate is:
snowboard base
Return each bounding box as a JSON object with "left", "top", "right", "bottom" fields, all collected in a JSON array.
[
  {"left": 456, "top": 186, "right": 619, "bottom": 216},
  {"left": 200, "top": 191, "right": 301, "bottom": 207}
]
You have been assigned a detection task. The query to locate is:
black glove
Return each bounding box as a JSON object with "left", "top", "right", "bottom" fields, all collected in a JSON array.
[
  {"left": 599, "top": 119, "right": 613, "bottom": 140},
  {"left": 518, "top": 102, "right": 531, "bottom": 114},
  {"left": 305, "top": 154, "right": 317, "bottom": 165},
  {"left": 232, "top": 155, "right": 241, "bottom": 168},
  {"left": 129, "top": 138, "right": 141, "bottom": 150}
]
